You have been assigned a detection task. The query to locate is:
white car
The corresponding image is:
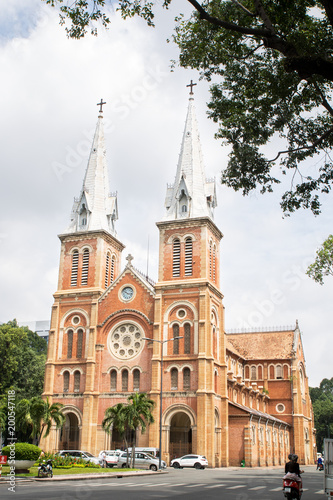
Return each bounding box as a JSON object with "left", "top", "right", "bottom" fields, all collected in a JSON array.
[
  {"left": 117, "top": 451, "right": 166, "bottom": 471},
  {"left": 57, "top": 450, "right": 100, "bottom": 465},
  {"left": 98, "top": 450, "right": 122, "bottom": 467},
  {"left": 170, "top": 454, "right": 208, "bottom": 469}
]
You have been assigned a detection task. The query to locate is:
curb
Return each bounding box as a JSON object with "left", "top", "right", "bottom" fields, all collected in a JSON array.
[{"left": 0, "top": 469, "right": 167, "bottom": 484}]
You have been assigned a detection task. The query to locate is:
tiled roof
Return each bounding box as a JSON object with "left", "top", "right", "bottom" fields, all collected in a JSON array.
[
  {"left": 226, "top": 330, "right": 295, "bottom": 360},
  {"left": 229, "top": 401, "right": 290, "bottom": 426}
]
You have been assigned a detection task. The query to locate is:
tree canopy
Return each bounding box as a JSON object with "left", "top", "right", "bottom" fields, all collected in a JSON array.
[
  {"left": 307, "top": 234, "right": 333, "bottom": 284},
  {"left": 310, "top": 377, "right": 333, "bottom": 452},
  {"left": 44, "top": 0, "right": 333, "bottom": 216},
  {"left": 0, "top": 320, "right": 47, "bottom": 399}
]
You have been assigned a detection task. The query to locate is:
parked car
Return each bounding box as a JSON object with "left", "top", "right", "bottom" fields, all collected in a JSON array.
[
  {"left": 98, "top": 450, "right": 122, "bottom": 467},
  {"left": 170, "top": 454, "right": 208, "bottom": 469},
  {"left": 117, "top": 451, "right": 166, "bottom": 471},
  {"left": 57, "top": 450, "right": 100, "bottom": 465}
]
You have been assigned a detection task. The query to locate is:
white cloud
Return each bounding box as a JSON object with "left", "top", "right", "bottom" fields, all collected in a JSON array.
[{"left": 0, "top": 2, "right": 332, "bottom": 387}]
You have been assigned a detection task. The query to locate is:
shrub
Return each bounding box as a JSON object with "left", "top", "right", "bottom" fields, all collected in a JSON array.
[{"left": 2, "top": 443, "right": 41, "bottom": 461}]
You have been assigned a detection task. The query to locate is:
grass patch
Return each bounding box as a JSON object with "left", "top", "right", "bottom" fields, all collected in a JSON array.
[{"left": 0, "top": 466, "right": 133, "bottom": 477}]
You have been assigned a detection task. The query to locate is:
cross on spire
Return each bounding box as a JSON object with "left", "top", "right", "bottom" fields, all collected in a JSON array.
[
  {"left": 126, "top": 254, "right": 134, "bottom": 267},
  {"left": 97, "top": 99, "right": 106, "bottom": 114},
  {"left": 186, "top": 80, "right": 197, "bottom": 96}
]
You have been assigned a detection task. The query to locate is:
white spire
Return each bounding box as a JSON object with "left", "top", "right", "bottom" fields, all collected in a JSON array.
[
  {"left": 163, "top": 97, "right": 217, "bottom": 221},
  {"left": 64, "top": 109, "right": 118, "bottom": 235}
]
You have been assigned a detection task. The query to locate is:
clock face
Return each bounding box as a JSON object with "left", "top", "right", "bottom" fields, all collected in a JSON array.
[{"left": 121, "top": 286, "right": 134, "bottom": 301}]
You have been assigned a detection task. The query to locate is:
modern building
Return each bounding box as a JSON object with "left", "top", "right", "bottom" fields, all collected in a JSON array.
[
  {"left": 18, "top": 320, "right": 50, "bottom": 342},
  {"left": 41, "top": 93, "right": 315, "bottom": 466}
]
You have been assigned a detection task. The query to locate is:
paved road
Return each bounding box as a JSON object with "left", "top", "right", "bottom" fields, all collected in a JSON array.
[{"left": 0, "top": 466, "right": 324, "bottom": 500}]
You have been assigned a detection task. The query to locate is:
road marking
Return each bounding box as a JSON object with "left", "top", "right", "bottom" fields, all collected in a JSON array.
[
  {"left": 205, "top": 484, "right": 226, "bottom": 489},
  {"left": 249, "top": 486, "right": 267, "bottom": 490},
  {"left": 315, "top": 490, "right": 325, "bottom": 494},
  {"left": 270, "top": 487, "right": 282, "bottom": 491},
  {"left": 226, "top": 485, "right": 246, "bottom": 489},
  {"left": 185, "top": 483, "right": 206, "bottom": 488},
  {"left": 145, "top": 483, "right": 170, "bottom": 487}
]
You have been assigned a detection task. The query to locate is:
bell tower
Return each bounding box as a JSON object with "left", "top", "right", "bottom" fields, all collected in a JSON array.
[
  {"left": 151, "top": 88, "right": 229, "bottom": 467},
  {"left": 42, "top": 102, "right": 124, "bottom": 452}
]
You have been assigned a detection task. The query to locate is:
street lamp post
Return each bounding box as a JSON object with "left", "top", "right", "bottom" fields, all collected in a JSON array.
[{"left": 142, "top": 335, "right": 183, "bottom": 470}]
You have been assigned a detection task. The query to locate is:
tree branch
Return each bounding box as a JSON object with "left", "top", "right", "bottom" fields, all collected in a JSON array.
[{"left": 268, "top": 126, "right": 333, "bottom": 163}]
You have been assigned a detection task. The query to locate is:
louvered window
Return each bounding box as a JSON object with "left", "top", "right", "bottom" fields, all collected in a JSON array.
[
  {"left": 209, "top": 242, "right": 212, "bottom": 279},
  {"left": 171, "top": 368, "right": 178, "bottom": 390},
  {"left": 184, "top": 238, "right": 193, "bottom": 276},
  {"left": 63, "top": 371, "right": 69, "bottom": 392},
  {"left": 183, "top": 368, "right": 191, "bottom": 390},
  {"left": 133, "top": 369, "right": 140, "bottom": 391},
  {"left": 110, "top": 256, "right": 115, "bottom": 283},
  {"left": 110, "top": 370, "right": 117, "bottom": 391},
  {"left": 105, "top": 253, "right": 110, "bottom": 288},
  {"left": 184, "top": 323, "right": 191, "bottom": 354},
  {"left": 213, "top": 244, "right": 216, "bottom": 281},
  {"left": 81, "top": 249, "right": 89, "bottom": 285},
  {"left": 67, "top": 330, "right": 73, "bottom": 358},
  {"left": 122, "top": 370, "right": 128, "bottom": 392},
  {"left": 71, "top": 250, "right": 79, "bottom": 286},
  {"left": 77, "top": 329, "right": 83, "bottom": 358},
  {"left": 173, "top": 324, "right": 179, "bottom": 354},
  {"left": 172, "top": 239, "right": 180, "bottom": 277},
  {"left": 276, "top": 365, "right": 283, "bottom": 379},
  {"left": 74, "top": 371, "right": 80, "bottom": 392},
  {"left": 251, "top": 366, "right": 257, "bottom": 380}
]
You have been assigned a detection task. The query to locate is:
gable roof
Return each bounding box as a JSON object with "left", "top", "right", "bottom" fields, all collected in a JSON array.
[{"left": 226, "top": 328, "right": 296, "bottom": 360}]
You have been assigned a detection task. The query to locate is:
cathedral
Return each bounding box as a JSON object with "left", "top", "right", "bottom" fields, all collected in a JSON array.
[{"left": 42, "top": 92, "right": 316, "bottom": 467}]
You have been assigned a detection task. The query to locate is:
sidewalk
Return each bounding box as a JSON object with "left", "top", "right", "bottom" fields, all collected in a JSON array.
[{"left": 0, "top": 469, "right": 167, "bottom": 485}]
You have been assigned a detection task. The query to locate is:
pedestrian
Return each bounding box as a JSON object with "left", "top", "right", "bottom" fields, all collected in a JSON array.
[{"left": 102, "top": 451, "right": 107, "bottom": 468}]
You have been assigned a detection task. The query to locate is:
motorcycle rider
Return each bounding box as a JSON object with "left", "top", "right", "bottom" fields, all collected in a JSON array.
[{"left": 284, "top": 454, "right": 303, "bottom": 490}]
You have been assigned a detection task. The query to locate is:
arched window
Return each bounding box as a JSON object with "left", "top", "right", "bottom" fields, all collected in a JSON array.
[
  {"left": 172, "top": 238, "right": 181, "bottom": 277},
  {"left": 214, "top": 371, "right": 218, "bottom": 393},
  {"left": 276, "top": 365, "right": 283, "bottom": 379},
  {"left": 245, "top": 366, "right": 250, "bottom": 379},
  {"left": 181, "top": 205, "right": 187, "bottom": 213},
  {"left": 250, "top": 366, "right": 256, "bottom": 380},
  {"left": 71, "top": 250, "right": 79, "bottom": 286},
  {"left": 105, "top": 253, "right": 110, "bottom": 288},
  {"left": 67, "top": 330, "right": 73, "bottom": 358},
  {"left": 133, "top": 369, "right": 140, "bottom": 391},
  {"left": 110, "top": 370, "right": 117, "bottom": 391},
  {"left": 184, "top": 238, "right": 193, "bottom": 276},
  {"left": 269, "top": 365, "right": 275, "bottom": 379},
  {"left": 110, "top": 256, "right": 115, "bottom": 283},
  {"left": 77, "top": 329, "right": 83, "bottom": 358},
  {"left": 173, "top": 324, "right": 179, "bottom": 354},
  {"left": 63, "top": 371, "right": 70, "bottom": 392},
  {"left": 81, "top": 249, "right": 90, "bottom": 285},
  {"left": 74, "top": 371, "right": 80, "bottom": 392},
  {"left": 122, "top": 370, "right": 128, "bottom": 392},
  {"left": 184, "top": 323, "right": 191, "bottom": 354},
  {"left": 171, "top": 368, "right": 178, "bottom": 390},
  {"left": 258, "top": 365, "right": 263, "bottom": 379},
  {"left": 183, "top": 368, "right": 191, "bottom": 390}
]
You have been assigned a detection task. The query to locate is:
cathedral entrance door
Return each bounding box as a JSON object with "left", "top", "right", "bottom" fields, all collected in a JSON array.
[
  {"left": 169, "top": 412, "right": 192, "bottom": 459},
  {"left": 59, "top": 412, "right": 80, "bottom": 450}
]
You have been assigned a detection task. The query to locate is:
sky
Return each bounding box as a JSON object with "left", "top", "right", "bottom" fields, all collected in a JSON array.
[{"left": 0, "top": 0, "right": 332, "bottom": 387}]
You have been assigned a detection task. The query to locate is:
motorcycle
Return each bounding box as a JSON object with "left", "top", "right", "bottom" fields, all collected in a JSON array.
[
  {"left": 38, "top": 459, "right": 53, "bottom": 478},
  {"left": 282, "top": 474, "right": 302, "bottom": 500}
]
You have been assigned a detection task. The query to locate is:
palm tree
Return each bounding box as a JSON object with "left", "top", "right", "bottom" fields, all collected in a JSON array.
[
  {"left": 32, "top": 397, "right": 65, "bottom": 445},
  {"left": 16, "top": 397, "right": 64, "bottom": 445},
  {"left": 102, "top": 403, "right": 129, "bottom": 465},
  {"left": 125, "top": 393, "right": 155, "bottom": 468}
]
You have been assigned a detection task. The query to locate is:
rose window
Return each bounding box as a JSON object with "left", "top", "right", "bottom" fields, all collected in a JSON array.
[{"left": 109, "top": 323, "right": 144, "bottom": 360}]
